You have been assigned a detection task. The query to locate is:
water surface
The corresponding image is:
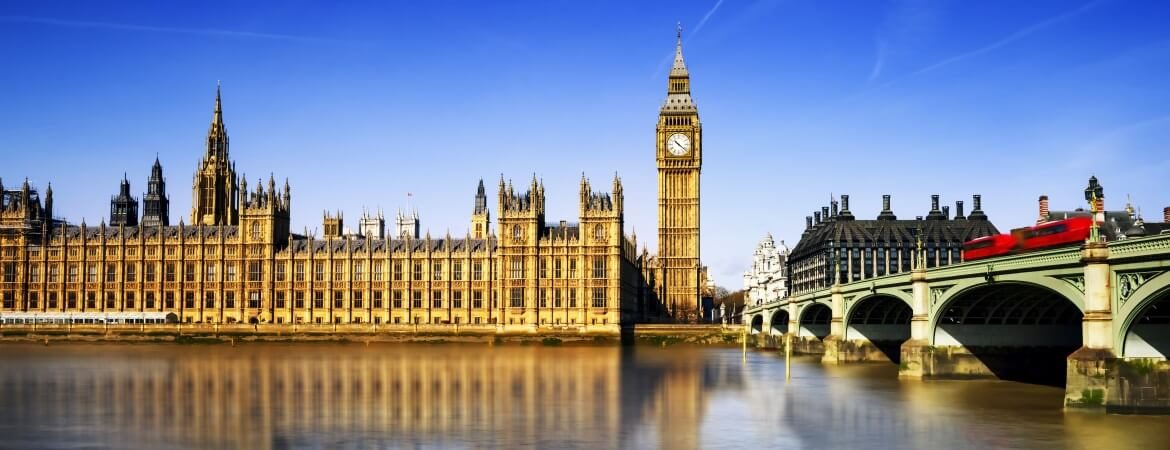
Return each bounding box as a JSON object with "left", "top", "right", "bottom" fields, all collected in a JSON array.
[{"left": 0, "top": 343, "right": 1165, "bottom": 449}]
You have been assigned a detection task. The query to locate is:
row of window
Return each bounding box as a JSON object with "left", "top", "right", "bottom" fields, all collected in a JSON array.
[
  {"left": 507, "top": 257, "right": 606, "bottom": 279},
  {"left": 3, "top": 257, "right": 613, "bottom": 283},
  {"left": 789, "top": 246, "right": 966, "bottom": 294},
  {"left": 2, "top": 254, "right": 625, "bottom": 290},
  {"left": 1, "top": 287, "right": 610, "bottom": 310}
]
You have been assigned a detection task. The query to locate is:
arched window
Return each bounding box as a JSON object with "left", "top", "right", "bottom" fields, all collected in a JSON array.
[
  {"left": 250, "top": 222, "right": 261, "bottom": 240},
  {"left": 593, "top": 224, "right": 604, "bottom": 240},
  {"left": 512, "top": 225, "right": 522, "bottom": 240}
]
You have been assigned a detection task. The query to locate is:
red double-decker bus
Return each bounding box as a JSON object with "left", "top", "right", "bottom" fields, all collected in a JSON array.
[{"left": 962, "top": 216, "right": 1093, "bottom": 261}]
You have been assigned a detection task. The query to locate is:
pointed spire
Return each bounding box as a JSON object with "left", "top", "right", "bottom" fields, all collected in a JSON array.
[
  {"left": 206, "top": 82, "right": 228, "bottom": 160},
  {"left": 474, "top": 178, "right": 488, "bottom": 215},
  {"left": 671, "top": 22, "right": 689, "bottom": 78}
]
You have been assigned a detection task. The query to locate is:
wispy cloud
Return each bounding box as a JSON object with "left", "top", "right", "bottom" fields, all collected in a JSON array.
[
  {"left": 913, "top": 0, "right": 1103, "bottom": 76},
  {"left": 1066, "top": 113, "right": 1170, "bottom": 171},
  {"left": 652, "top": 0, "right": 726, "bottom": 79},
  {"left": 0, "top": 15, "right": 352, "bottom": 44},
  {"left": 868, "top": 0, "right": 943, "bottom": 83},
  {"left": 692, "top": 0, "right": 725, "bottom": 36},
  {"left": 867, "top": 39, "right": 888, "bottom": 82}
]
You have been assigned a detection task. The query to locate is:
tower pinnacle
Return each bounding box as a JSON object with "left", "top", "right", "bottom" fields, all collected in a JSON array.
[{"left": 671, "top": 22, "right": 689, "bottom": 79}]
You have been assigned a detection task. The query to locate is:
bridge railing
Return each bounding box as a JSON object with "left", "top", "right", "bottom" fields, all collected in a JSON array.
[
  {"left": 742, "top": 233, "right": 1170, "bottom": 320},
  {"left": 1105, "top": 233, "right": 1170, "bottom": 259}
]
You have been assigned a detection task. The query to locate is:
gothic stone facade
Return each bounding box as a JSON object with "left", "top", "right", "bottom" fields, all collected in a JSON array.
[
  {"left": 656, "top": 27, "right": 704, "bottom": 322},
  {"left": 0, "top": 86, "right": 653, "bottom": 329}
]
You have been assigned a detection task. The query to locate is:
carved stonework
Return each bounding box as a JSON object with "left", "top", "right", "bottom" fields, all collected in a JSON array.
[
  {"left": 1054, "top": 275, "right": 1085, "bottom": 294},
  {"left": 1118, "top": 271, "right": 1163, "bottom": 305},
  {"left": 929, "top": 285, "right": 953, "bottom": 307},
  {"left": 844, "top": 295, "right": 856, "bottom": 307}
]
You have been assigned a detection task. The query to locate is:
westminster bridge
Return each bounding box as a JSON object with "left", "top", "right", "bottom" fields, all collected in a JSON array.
[{"left": 742, "top": 233, "right": 1170, "bottom": 413}]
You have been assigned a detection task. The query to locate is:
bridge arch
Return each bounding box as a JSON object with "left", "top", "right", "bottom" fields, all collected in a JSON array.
[
  {"left": 930, "top": 274, "right": 1085, "bottom": 318},
  {"left": 749, "top": 314, "right": 764, "bottom": 335},
  {"left": 842, "top": 292, "right": 912, "bottom": 325},
  {"left": 1118, "top": 271, "right": 1170, "bottom": 358},
  {"left": 769, "top": 309, "right": 789, "bottom": 336},
  {"left": 844, "top": 294, "right": 912, "bottom": 362},
  {"left": 931, "top": 281, "right": 1082, "bottom": 386},
  {"left": 798, "top": 302, "right": 832, "bottom": 339}
]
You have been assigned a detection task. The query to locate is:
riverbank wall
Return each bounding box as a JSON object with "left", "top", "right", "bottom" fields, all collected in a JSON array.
[{"left": 0, "top": 323, "right": 742, "bottom": 346}]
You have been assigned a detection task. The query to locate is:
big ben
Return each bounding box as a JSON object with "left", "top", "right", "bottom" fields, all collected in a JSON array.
[{"left": 657, "top": 25, "right": 702, "bottom": 322}]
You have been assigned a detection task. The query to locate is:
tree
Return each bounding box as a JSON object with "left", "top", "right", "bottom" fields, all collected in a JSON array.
[{"left": 716, "top": 288, "right": 746, "bottom": 323}]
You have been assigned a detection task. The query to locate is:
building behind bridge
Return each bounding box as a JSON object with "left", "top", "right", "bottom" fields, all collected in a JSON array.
[
  {"left": 743, "top": 234, "right": 789, "bottom": 306},
  {"left": 1036, "top": 176, "right": 1170, "bottom": 239},
  {"left": 787, "top": 194, "right": 999, "bottom": 295}
]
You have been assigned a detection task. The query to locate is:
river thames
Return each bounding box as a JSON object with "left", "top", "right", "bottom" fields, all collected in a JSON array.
[{"left": 0, "top": 343, "right": 1166, "bottom": 449}]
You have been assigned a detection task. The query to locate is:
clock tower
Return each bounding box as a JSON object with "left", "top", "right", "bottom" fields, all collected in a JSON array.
[{"left": 657, "top": 25, "right": 702, "bottom": 322}]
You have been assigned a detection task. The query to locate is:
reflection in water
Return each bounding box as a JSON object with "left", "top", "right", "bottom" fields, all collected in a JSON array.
[
  {"left": 0, "top": 344, "right": 1166, "bottom": 450},
  {"left": 0, "top": 344, "right": 735, "bottom": 450}
]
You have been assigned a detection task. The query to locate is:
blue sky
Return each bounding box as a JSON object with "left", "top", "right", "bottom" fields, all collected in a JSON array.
[{"left": 3, "top": 0, "right": 1169, "bottom": 288}]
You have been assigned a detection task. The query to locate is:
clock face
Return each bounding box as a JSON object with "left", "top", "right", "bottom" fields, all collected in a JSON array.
[{"left": 667, "top": 133, "right": 691, "bottom": 156}]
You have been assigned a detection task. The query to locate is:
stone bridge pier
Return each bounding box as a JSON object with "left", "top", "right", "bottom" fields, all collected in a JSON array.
[
  {"left": 744, "top": 234, "right": 1170, "bottom": 413},
  {"left": 896, "top": 242, "right": 1170, "bottom": 413}
]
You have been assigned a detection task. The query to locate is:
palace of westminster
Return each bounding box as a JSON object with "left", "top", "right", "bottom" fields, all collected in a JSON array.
[{"left": 0, "top": 31, "right": 710, "bottom": 327}]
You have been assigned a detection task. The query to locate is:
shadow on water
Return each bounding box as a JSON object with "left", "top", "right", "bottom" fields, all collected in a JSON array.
[
  {"left": 963, "top": 346, "right": 1079, "bottom": 387},
  {"left": 872, "top": 340, "right": 905, "bottom": 364},
  {"left": 620, "top": 323, "right": 635, "bottom": 346}
]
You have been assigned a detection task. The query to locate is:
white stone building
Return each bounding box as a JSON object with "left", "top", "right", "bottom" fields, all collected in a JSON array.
[{"left": 743, "top": 234, "right": 789, "bottom": 306}]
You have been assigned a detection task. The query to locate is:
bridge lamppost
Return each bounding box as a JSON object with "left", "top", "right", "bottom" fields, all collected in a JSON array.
[
  {"left": 828, "top": 239, "right": 840, "bottom": 286},
  {"left": 1084, "top": 183, "right": 1103, "bottom": 244},
  {"left": 911, "top": 220, "right": 925, "bottom": 271}
]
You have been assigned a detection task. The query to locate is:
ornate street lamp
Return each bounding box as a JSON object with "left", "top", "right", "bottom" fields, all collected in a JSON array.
[
  {"left": 911, "top": 220, "right": 924, "bottom": 270},
  {"left": 1084, "top": 182, "right": 1103, "bottom": 243},
  {"left": 827, "top": 239, "right": 839, "bottom": 286}
]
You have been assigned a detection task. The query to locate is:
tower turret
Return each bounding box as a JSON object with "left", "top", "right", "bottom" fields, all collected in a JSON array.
[
  {"left": 471, "top": 179, "right": 491, "bottom": 239},
  {"left": 323, "top": 211, "right": 343, "bottom": 239},
  {"left": 109, "top": 174, "right": 139, "bottom": 227},
  {"left": 396, "top": 208, "right": 419, "bottom": 239},
  {"left": 191, "top": 83, "right": 240, "bottom": 226},
  {"left": 142, "top": 157, "right": 170, "bottom": 227},
  {"left": 656, "top": 24, "right": 704, "bottom": 322},
  {"left": 359, "top": 208, "right": 385, "bottom": 240}
]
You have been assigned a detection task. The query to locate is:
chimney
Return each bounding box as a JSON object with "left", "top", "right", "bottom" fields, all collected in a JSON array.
[
  {"left": 878, "top": 194, "right": 896, "bottom": 220},
  {"left": 927, "top": 194, "right": 946, "bottom": 220},
  {"left": 1164, "top": 206, "right": 1169, "bottom": 223},
  {"left": 942, "top": 205, "right": 950, "bottom": 220},
  {"left": 830, "top": 200, "right": 839, "bottom": 218},
  {"left": 955, "top": 201, "right": 965, "bottom": 220},
  {"left": 821, "top": 207, "right": 830, "bottom": 222},
  {"left": 968, "top": 194, "right": 987, "bottom": 220},
  {"left": 805, "top": 216, "right": 814, "bottom": 230},
  {"left": 838, "top": 195, "right": 854, "bottom": 220},
  {"left": 814, "top": 211, "right": 822, "bottom": 225},
  {"left": 1038, "top": 195, "right": 1049, "bottom": 223}
]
